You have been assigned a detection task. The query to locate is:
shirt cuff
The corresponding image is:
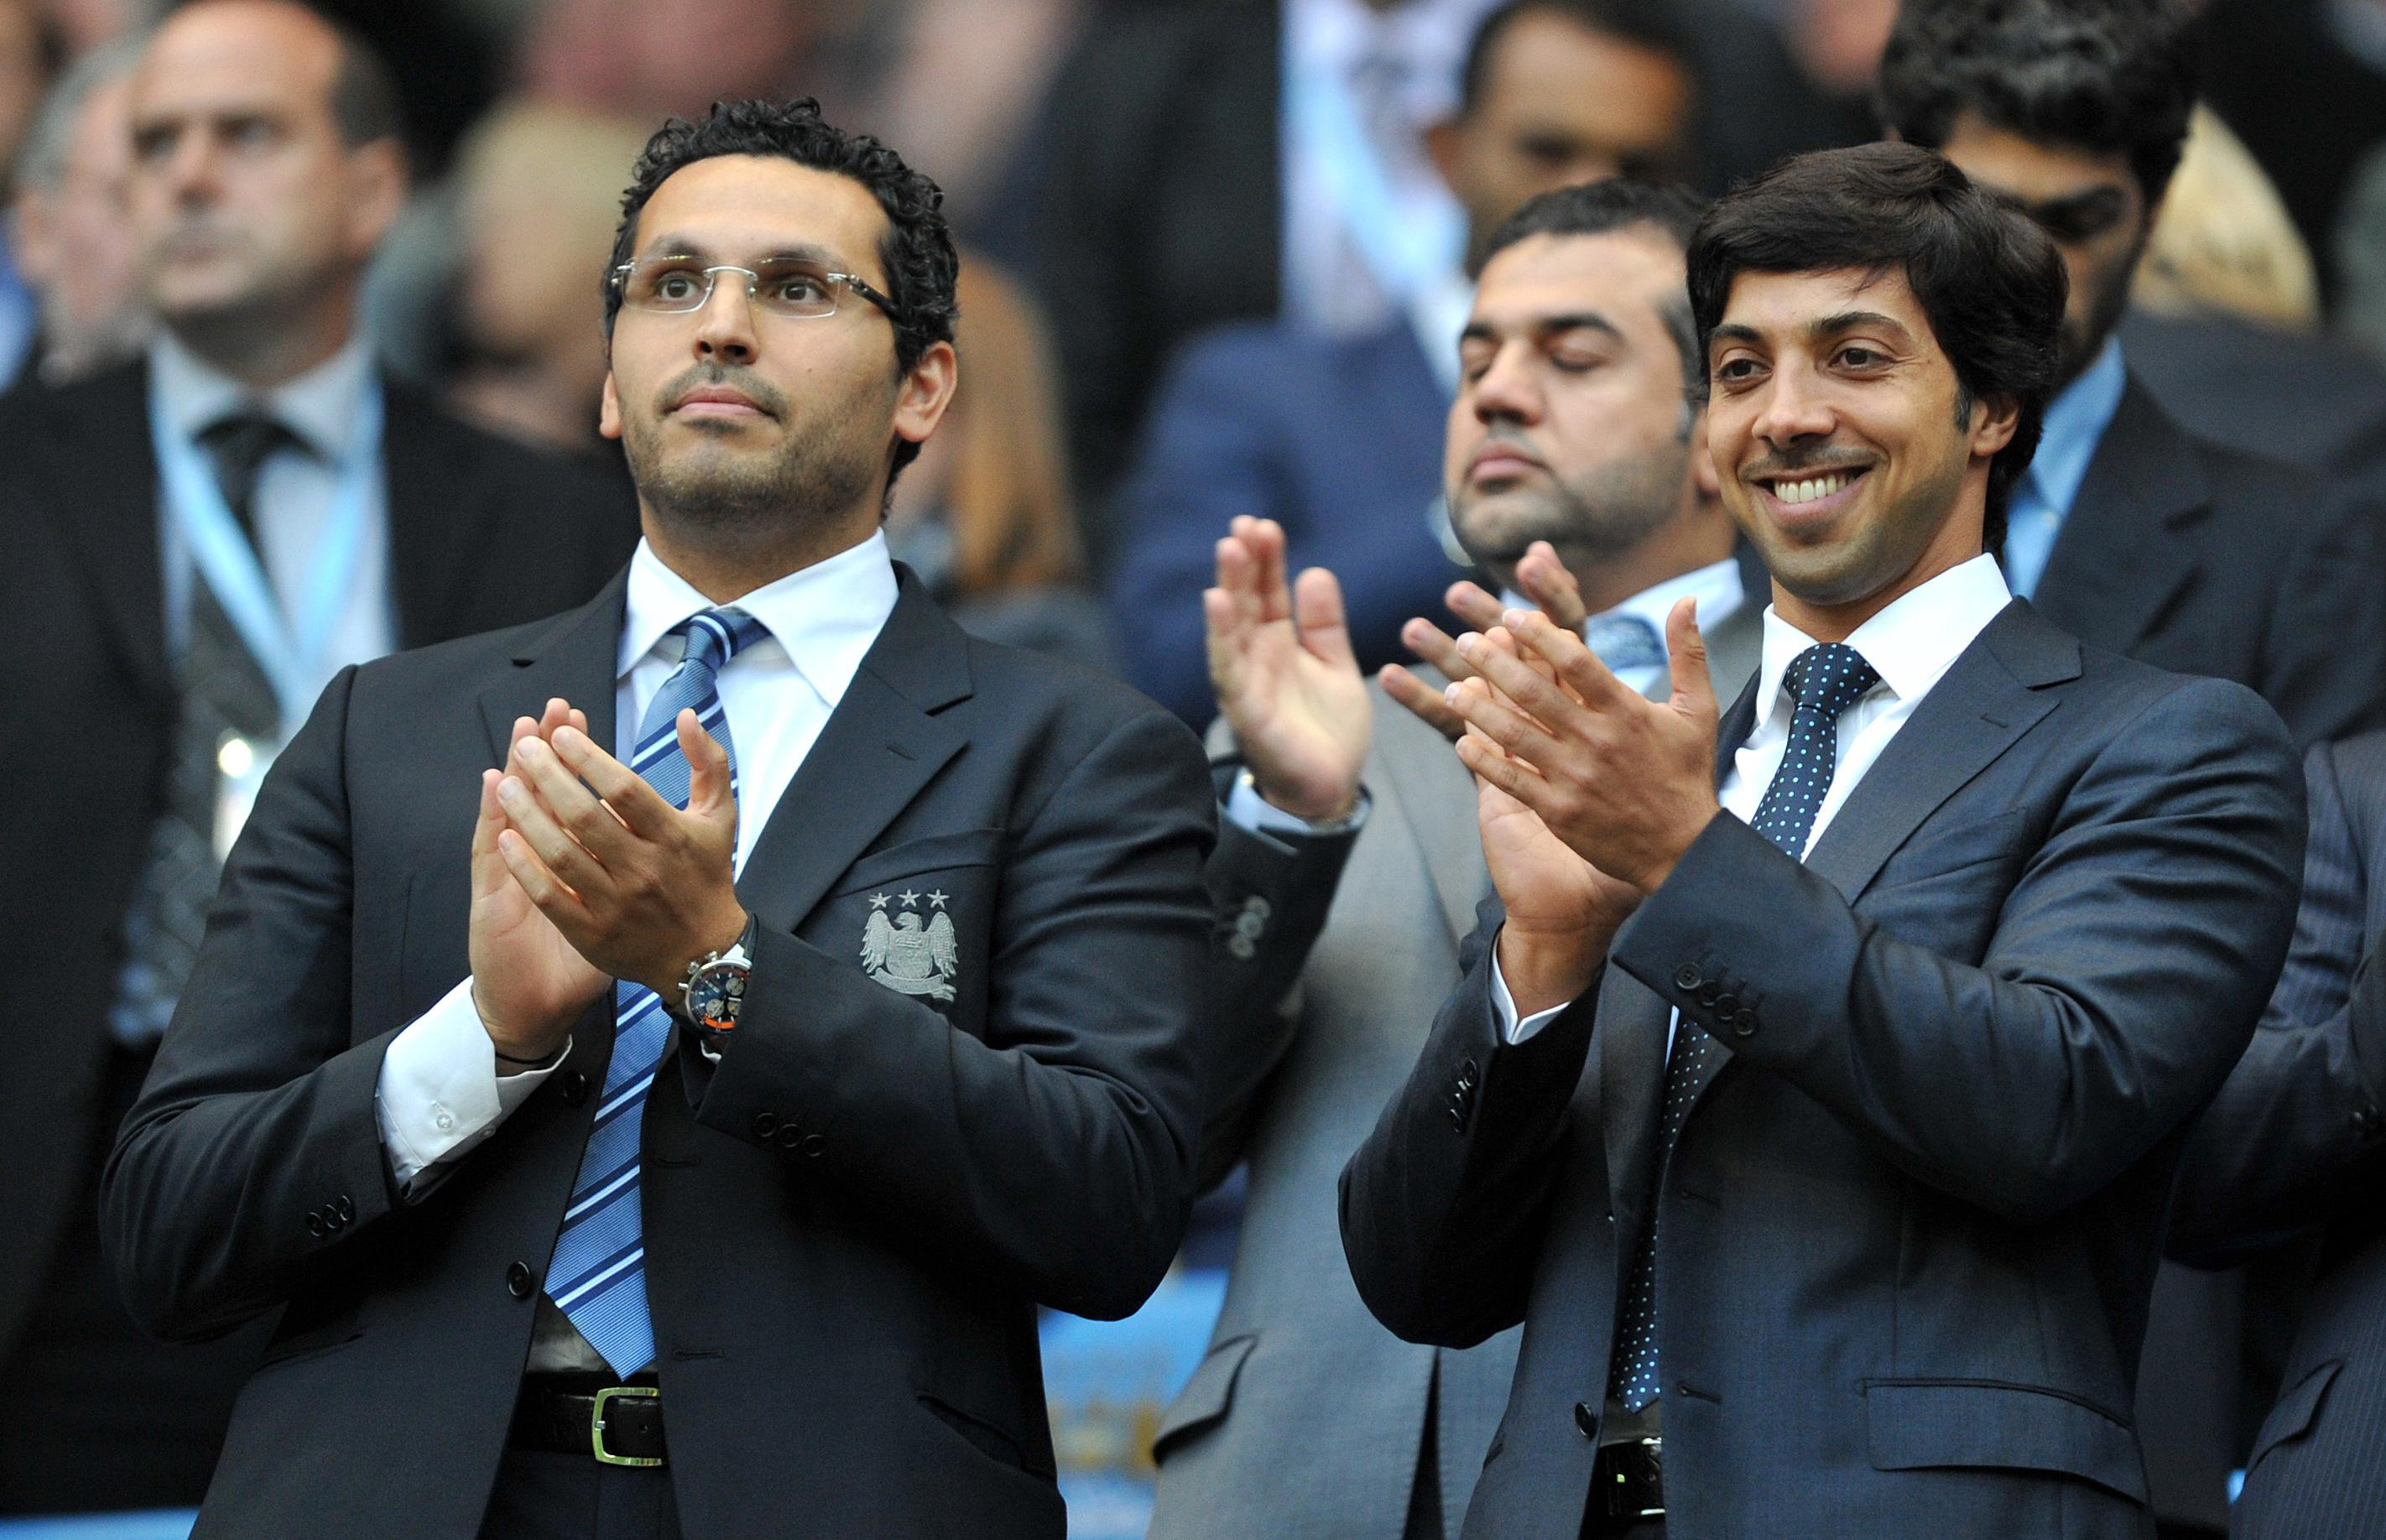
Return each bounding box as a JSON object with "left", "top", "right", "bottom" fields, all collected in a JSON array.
[
  {"left": 374, "top": 976, "right": 567, "bottom": 1191},
  {"left": 1223, "top": 769, "right": 1370, "bottom": 837},
  {"left": 1491, "top": 942, "right": 1574, "bottom": 1044}
]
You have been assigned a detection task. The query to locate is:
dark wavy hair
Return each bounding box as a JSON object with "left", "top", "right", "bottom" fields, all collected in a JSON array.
[
  {"left": 1876, "top": 0, "right": 2198, "bottom": 206},
  {"left": 1685, "top": 143, "right": 2066, "bottom": 554},
  {"left": 603, "top": 98, "right": 960, "bottom": 476}
]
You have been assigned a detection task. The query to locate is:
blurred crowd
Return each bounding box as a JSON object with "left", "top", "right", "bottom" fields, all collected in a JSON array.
[
  {"left": 5, "top": 0, "right": 2386, "bottom": 1532},
  {"left": 2, "top": 0, "right": 2379, "bottom": 703}
]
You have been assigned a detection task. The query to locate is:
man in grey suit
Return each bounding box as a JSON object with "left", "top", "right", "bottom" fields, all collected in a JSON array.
[
  {"left": 1342, "top": 143, "right": 2306, "bottom": 1537},
  {"left": 1154, "top": 180, "right": 1758, "bottom": 1540}
]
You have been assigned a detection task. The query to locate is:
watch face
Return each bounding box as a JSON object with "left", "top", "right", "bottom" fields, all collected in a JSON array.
[{"left": 686, "top": 964, "right": 747, "bottom": 1033}]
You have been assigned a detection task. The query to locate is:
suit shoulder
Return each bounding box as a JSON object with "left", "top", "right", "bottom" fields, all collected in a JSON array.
[
  {"left": 345, "top": 603, "right": 604, "bottom": 705},
  {"left": 2068, "top": 640, "right": 2295, "bottom": 756},
  {"left": 961, "top": 632, "right": 1196, "bottom": 744}
]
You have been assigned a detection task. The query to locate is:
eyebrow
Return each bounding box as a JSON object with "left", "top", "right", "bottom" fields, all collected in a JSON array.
[
  {"left": 633, "top": 235, "right": 847, "bottom": 269},
  {"left": 1461, "top": 311, "right": 1624, "bottom": 344},
  {"left": 1707, "top": 310, "right": 1912, "bottom": 350}
]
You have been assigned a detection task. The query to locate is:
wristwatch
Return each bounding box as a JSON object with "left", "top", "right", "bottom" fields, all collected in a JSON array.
[{"left": 677, "top": 914, "right": 758, "bottom": 1043}]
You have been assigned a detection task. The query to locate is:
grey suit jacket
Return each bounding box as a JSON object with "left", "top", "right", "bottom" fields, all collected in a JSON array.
[
  {"left": 2170, "top": 732, "right": 2386, "bottom": 1539},
  {"left": 1342, "top": 601, "right": 2305, "bottom": 1538},
  {"left": 1152, "top": 603, "right": 1758, "bottom": 1539}
]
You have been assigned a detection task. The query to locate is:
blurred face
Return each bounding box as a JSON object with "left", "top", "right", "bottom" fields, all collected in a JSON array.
[
  {"left": 598, "top": 155, "right": 956, "bottom": 544},
  {"left": 1446, "top": 229, "right": 1693, "bottom": 581},
  {"left": 18, "top": 72, "right": 151, "bottom": 375},
  {"left": 128, "top": 1, "right": 396, "bottom": 332},
  {"left": 0, "top": 1, "right": 44, "bottom": 177},
  {"left": 1705, "top": 266, "right": 2014, "bottom": 622},
  {"left": 1936, "top": 112, "right": 2145, "bottom": 388},
  {"left": 1435, "top": 11, "right": 1693, "bottom": 265}
]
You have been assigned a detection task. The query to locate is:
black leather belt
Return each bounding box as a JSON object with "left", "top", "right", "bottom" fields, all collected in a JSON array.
[
  {"left": 1584, "top": 1433, "right": 1663, "bottom": 1535},
  {"left": 510, "top": 1373, "right": 667, "bottom": 1467}
]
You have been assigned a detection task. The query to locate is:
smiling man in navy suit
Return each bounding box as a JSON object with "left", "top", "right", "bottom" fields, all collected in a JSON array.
[{"left": 1341, "top": 143, "right": 2305, "bottom": 1537}]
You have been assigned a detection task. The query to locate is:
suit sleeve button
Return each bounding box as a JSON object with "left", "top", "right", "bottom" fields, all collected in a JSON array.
[
  {"left": 752, "top": 1111, "right": 779, "bottom": 1139},
  {"left": 1711, "top": 994, "right": 1737, "bottom": 1017},
  {"left": 1732, "top": 1010, "right": 1758, "bottom": 1038},
  {"left": 1446, "top": 1106, "right": 1466, "bottom": 1133},
  {"left": 506, "top": 1262, "right": 535, "bottom": 1299},
  {"left": 1673, "top": 964, "right": 1703, "bottom": 991},
  {"left": 798, "top": 1134, "right": 826, "bottom": 1158},
  {"left": 336, "top": 1195, "right": 356, "bottom": 1222},
  {"left": 305, "top": 1210, "right": 326, "bottom": 1237},
  {"left": 777, "top": 1125, "right": 806, "bottom": 1150}
]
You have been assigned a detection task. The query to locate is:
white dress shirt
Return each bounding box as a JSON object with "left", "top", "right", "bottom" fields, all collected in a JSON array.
[
  {"left": 150, "top": 330, "right": 395, "bottom": 692},
  {"left": 1498, "top": 552, "right": 2015, "bottom": 1040},
  {"left": 373, "top": 533, "right": 901, "bottom": 1189}
]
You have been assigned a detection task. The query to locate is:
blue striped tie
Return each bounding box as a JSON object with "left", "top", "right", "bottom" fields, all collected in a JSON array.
[{"left": 545, "top": 606, "right": 767, "bottom": 1376}]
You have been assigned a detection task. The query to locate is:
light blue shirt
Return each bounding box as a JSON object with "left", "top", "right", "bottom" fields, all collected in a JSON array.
[{"left": 2001, "top": 336, "right": 2127, "bottom": 599}]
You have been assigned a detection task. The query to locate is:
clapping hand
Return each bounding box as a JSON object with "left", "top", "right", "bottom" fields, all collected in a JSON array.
[
  {"left": 1205, "top": 515, "right": 1371, "bottom": 821},
  {"left": 469, "top": 699, "right": 611, "bottom": 1067},
  {"left": 1382, "top": 540, "right": 1591, "bottom": 739}
]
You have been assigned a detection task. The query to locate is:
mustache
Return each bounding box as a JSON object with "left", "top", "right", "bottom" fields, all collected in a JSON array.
[
  {"left": 1741, "top": 448, "right": 1872, "bottom": 481},
  {"left": 657, "top": 363, "right": 787, "bottom": 419}
]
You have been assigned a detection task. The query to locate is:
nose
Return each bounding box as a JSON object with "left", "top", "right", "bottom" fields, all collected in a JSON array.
[
  {"left": 1471, "top": 341, "right": 1544, "bottom": 427},
  {"left": 164, "top": 127, "right": 220, "bottom": 206},
  {"left": 691, "top": 270, "right": 758, "bottom": 367},
  {"left": 1750, "top": 356, "right": 1835, "bottom": 450}
]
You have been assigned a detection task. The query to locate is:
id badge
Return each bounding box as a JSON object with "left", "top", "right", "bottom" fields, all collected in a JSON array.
[{"left": 212, "top": 731, "right": 279, "bottom": 861}]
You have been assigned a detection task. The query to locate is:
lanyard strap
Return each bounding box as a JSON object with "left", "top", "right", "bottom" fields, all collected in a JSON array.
[{"left": 149, "top": 372, "right": 383, "bottom": 726}]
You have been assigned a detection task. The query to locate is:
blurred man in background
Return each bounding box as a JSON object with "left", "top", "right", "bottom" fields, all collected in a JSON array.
[
  {"left": 0, "top": 0, "right": 59, "bottom": 388},
  {"left": 1162, "top": 178, "right": 1756, "bottom": 1540},
  {"left": 9, "top": 35, "right": 149, "bottom": 387},
  {"left": 1110, "top": 0, "right": 1699, "bottom": 726},
  {"left": 0, "top": 0, "right": 635, "bottom": 1513},
  {"left": 1879, "top": 0, "right": 2386, "bottom": 755}
]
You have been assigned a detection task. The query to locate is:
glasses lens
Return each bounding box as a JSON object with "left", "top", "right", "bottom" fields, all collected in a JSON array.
[
  {"left": 748, "top": 258, "right": 841, "bottom": 319},
  {"left": 623, "top": 259, "right": 710, "bottom": 312}
]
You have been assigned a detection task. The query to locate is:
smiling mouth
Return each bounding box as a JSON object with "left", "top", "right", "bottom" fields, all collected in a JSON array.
[{"left": 1767, "top": 470, "right": 1865, "bottom": 505}]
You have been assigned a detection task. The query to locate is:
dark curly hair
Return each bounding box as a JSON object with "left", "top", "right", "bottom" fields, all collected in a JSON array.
[
  {"left": 603, "top": 98, "right": 960, "bottom": 476},
  {"left": 1686, "top": 143, "right": 2067, "bottom": 554},
  {"left": 1876, "top": 0, "right": 2198, "bottom": 207}
]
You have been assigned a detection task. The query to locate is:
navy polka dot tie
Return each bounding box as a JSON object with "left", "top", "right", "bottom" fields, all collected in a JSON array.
[{"left": 1607, "top": 641, "right": 1880, "bottom": 1411}]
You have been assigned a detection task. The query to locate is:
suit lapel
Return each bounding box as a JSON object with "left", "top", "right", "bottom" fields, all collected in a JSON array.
[
  {"left": 737, "top": 571, "right": 972, "bottom": 934},
  {"left": 1800, "top": 600, "right": 2076, "bottom": 904},
  {"left": 1368, "top": 677, "right": 1487, "bottom": 945},
  {"left": 1597, "top": 965, "right": 1671, "bottom": 1231},
  {"left": 2029, "top": 381, "right": 2206, "bottom": 654},
  {"left": 43, "top": 362, "right": 171, "bottom": 704},
  {"left": 476, "top": 570, "right": 626, "bottom": 764}
]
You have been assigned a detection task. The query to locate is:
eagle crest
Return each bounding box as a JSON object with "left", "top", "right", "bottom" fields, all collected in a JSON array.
[{"left": 862, "top": 906, "right": 959, "bottom": 1002}]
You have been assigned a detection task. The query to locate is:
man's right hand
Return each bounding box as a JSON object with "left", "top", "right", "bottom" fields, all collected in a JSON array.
[
  {"left": 1383, "top": 540, "right": 1592, "bottom": 740},
  {"left": 1205, "top": 516, "right": 1370, "bottom": 821},
  {"left": 469, "top": 698, "right": 610, "bottom": 1069}
]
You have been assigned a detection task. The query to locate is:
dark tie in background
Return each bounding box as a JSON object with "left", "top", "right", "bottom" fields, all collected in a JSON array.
[
  {"left": 112, "top": 410, "right": 301, "bottom": 1045},
  {"left": 1607, "top": 642, "right": 1882, "bottom": 1411}
]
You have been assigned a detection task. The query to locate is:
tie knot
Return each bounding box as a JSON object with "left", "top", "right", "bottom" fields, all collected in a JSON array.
[
  {"left": 1781, "top": 643, "right": 1880, "bottom": 721},
  {"left": 673, "top": 606, "right": 768, "bottom": 673},
  {"left": 1582, "top": 612, "right": 1667, "bottom": 674},
  {"left": 199, "top": 410, "right": 306, "bottom": 480}
]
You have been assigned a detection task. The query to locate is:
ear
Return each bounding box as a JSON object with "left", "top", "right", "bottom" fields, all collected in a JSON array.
[
  {"left": 598, "top": 371, "right": 622, "bottom": 441},
  {"left": 344, "top": 138, "right": 409, "bottom": 261},
  {"left": 1967, "top": 389, "right": 2021, "bottom": 462},
  {"left": 1690, "top": 408, "right": 1722, "bottom": 499},
  {"left": 892, "top": 337, "right": 959, "bottom": 452},
  {"left": 1423, "top": 118, "right": 1463, "bottom": 190}
]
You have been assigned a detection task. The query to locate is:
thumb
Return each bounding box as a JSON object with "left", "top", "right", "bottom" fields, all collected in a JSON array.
[
  {"left": 1291, "top": 565, "right": 1358, "bottom": 674},
  {"left": 1664, "top": 596, "right": 1717, "bottom": 726},
  {"left": 677, "top": 709, "right": 738, "bottom": 830}
]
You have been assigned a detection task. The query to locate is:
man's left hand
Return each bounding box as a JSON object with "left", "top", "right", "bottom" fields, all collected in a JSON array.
[
  {"left": 492, "top": 710, "right": 749, "bottom": 999},
  {"left": 1445, "top": 597, "right": 1722, "bottom": 893}
]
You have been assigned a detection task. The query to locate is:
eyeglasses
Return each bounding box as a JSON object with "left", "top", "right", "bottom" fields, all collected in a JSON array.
[{"left": 610, "top": 256, "right": 899, "bottom": 322}]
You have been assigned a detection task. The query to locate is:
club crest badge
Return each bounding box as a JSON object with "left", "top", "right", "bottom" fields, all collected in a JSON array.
[{"left": 862, "top": 889, "right": 959, "bottom": 1002}]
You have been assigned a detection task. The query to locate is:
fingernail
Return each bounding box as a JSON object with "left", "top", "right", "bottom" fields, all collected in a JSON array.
[
  {"left": 1445, "top": 682, "right": 1462, "bottom": 705},
  {"left": 1455, "top": 632, "right": 1478, "bottom": 656}
]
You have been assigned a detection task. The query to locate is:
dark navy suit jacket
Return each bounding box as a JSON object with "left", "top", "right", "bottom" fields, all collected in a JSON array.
[
  {"left": 1342, "top": 601, "right": 2305, "bottom": 1538},
  {"left": 1107, "top": 318, "right": 1467, "bottom": 725},
  {"left": 2171, "top": 731, "right": 2386, "bottom": 1539}
]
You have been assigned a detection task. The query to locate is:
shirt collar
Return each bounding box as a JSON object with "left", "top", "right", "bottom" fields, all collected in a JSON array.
[
  {"left": 149, "top": 329, "right": 378, "bottom": 461},
  {"left": 1751, "top": 552, "right": 2013, "bottom": 726},
  {"left": 2019, "top": 336, "right": 2127, "bottom": 519},
  {"left": 1597, "top": 555, "right": 1746, "bottom": 642},
  {"left": 618, "top": 531, "right": 899, "bottom": 710}
]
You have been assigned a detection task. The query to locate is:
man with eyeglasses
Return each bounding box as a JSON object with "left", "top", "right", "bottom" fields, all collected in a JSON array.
[{"left": 99, "top": 97, "right": 1215, "bottom": 1540}]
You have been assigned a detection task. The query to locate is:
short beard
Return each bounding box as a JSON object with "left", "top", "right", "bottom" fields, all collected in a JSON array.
[
  {"left": 1452, "top": 439, "right": 1689, "bottom": 575},
  {"left": 624, "top": 367, "right": 883, "bottom": 549},
  {"left": 2057, "top": 237, "right": 2144, "bottom": 388}
]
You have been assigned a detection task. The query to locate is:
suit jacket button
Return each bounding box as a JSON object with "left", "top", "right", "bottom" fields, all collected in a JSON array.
[
  {"left": 1574, "top": 1401, "right": 1598, "bottom": 1439},
  {"left": 560, "top": 1071, "right": 591, "bottom": 1108},
  {"left": 798, "top": 1134, "right": 826, "bottom": 1158},
  {"left": 1673, "top": 964, "right": 1702, "bottom": 991},
  {"left": 752, "top": 1111, "right": 779, "bottom": 1139},
  {"left": 507, "top": 1262, "right": 535, "bottom": 1299},
  {"left": 305, "top": 1210, "right": 326, "bottom": 1237},
  {"left": 1732, "top": 1010, "right": 1758, "bottom": 1038}
]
